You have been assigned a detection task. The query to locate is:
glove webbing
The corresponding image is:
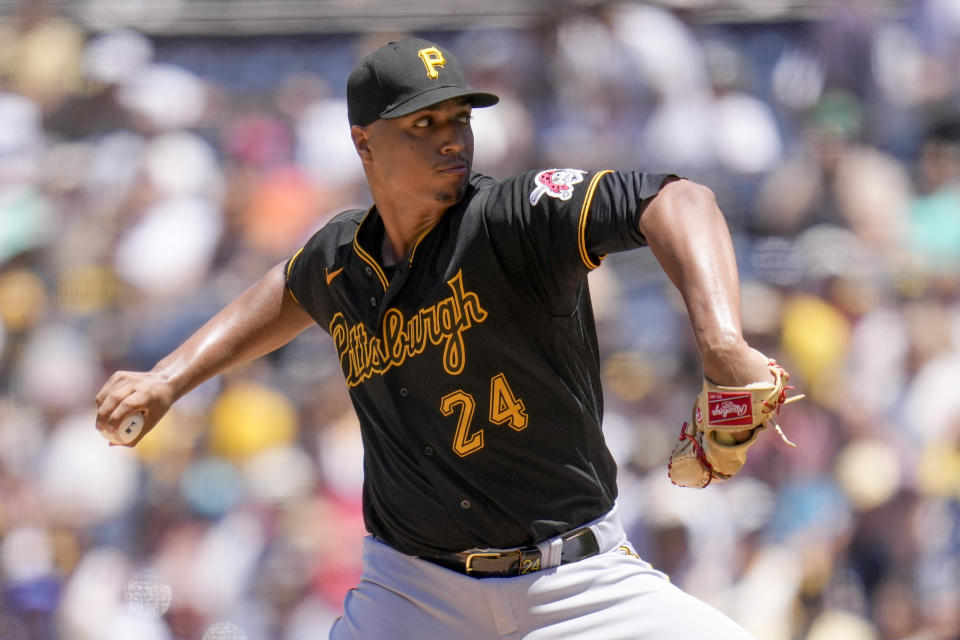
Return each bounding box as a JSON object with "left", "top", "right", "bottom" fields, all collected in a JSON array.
[{"left": 764, "top": 360, "right": 801, "bottom": 447}]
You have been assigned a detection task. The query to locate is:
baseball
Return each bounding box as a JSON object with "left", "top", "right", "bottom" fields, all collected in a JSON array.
[{"left": 102, "top": 411, "right": 144, "bottom": 445}]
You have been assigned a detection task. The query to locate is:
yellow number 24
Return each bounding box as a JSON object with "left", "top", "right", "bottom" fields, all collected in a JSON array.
[{"left": 441, "top": 373, "right": 529, "bottom": 457}]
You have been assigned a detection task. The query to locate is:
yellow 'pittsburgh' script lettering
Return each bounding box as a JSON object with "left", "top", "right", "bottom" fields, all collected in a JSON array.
[{"left": 330, "top": 270, "right": 487, "bottom": 387}]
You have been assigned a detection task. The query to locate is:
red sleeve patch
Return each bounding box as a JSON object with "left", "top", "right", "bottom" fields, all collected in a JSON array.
[{"left": 529, "top": 169, "right": 587, "bottom": 205}]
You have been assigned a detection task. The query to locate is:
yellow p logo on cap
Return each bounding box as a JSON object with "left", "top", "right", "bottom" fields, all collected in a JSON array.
[{"left": 418, "top": 47, "right": 445, "bottom": 79}]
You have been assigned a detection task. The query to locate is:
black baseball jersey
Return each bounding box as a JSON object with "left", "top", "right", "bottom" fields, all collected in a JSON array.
[{"left": 285, "top": 168, "right": 672, "bottom": 557}]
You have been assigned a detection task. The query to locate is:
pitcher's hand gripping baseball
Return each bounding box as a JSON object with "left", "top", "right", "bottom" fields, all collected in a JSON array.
[
  {"left": 99, "top": 411, "right": 144, "bottom": 445},
  {"left": 95, "top": 370, "right": 175, "bottom": 447},
  {"left": 667, "top": 359, "right": 804, "bottom": 488}
]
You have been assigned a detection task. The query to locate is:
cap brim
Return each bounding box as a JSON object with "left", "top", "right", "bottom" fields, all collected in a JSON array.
[{"left": 380, "top": 86, "right": 499, "bottom": 120}]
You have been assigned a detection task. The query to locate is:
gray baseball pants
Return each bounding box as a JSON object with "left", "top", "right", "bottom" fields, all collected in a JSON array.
[{"left": 329, "top": 505, "right": 756, "bottom": 639}]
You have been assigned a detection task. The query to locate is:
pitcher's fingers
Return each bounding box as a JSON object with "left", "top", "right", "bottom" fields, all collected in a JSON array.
[
  {"left": 96, "top": 393, "right": 124, "bottom": 430},
  {"left": 95, "top": 370, "right": 136, "bottom": 406},
  {"left": 105, "top": 391, "right": 149, "bottom": 428},
  {"left": 96, "top": 387, "right": 142, "bottom": 433}
]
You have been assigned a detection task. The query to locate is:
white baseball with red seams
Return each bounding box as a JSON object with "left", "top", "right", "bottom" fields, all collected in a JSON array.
[{"left": 101, "top": 412, "right": 144, "bottom": 445}]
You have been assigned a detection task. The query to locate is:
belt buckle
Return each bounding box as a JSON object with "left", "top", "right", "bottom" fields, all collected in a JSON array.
[
  {"left": 560, "top": 527, "right": 599, "bottom": 562},
  {"left": 563, "top": 527, "right": 592, "bottom": 545},
  {"left": 464, "top": 552, "right": 506, "bottom": 575}
]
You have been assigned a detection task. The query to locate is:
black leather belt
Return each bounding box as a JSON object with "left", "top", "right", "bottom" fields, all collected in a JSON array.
[{"left": 422, "top": 526, "right": 601, "bottom": 578}]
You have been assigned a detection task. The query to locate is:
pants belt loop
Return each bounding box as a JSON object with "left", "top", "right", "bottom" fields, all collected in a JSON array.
[{"left": 536, "top": 537, "right": 563, "bottom": 569}]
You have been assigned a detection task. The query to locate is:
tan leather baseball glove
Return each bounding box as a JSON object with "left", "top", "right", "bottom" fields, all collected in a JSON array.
[{"left": 668, "top": 359, "right": 803, "bottom": 488}]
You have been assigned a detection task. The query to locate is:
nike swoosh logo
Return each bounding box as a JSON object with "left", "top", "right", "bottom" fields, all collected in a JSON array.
[{"left": 325, "top": 267, "right": 344, "bottom": 285}]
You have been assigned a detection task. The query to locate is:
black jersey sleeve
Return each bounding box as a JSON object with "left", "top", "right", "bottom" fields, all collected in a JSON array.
[
  {"left": 284, "top": 230, "right": 334, "bottom": 329},
  {"left": 283, "top": 211, "right": 365, "bottom": 331},
  {"left": 480, "top": 168, "right": 673, "bottom": 313},
  {"left": 582, "top": 170, "right": 677, "bottom": 259}
]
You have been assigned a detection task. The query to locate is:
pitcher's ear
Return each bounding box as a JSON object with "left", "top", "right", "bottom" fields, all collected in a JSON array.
[{"left": 351, "top": 125, "right": 370, "bottom": 159}]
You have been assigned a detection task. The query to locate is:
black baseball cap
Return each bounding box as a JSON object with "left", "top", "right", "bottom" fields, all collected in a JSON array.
[{"left": 347, "top": 38, "right": 499, "bottom": 127}]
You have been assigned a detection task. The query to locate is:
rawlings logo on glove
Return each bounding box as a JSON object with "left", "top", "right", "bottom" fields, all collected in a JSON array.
[
  {"left": 667, "top": 359, "right": 804, "bottom": 488},
  {"left": 709, "top": 394, "right": 752, "bottom": 424}
]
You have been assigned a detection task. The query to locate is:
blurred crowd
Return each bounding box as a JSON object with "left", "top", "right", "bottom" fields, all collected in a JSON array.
[{"left": 0, "top": 0, "right": 959, "bottom": 639}]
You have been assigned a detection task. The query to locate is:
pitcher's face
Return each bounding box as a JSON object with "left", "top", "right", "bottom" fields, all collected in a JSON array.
[{"left": 353, "top": 97, "right": 475, "bottom": 206}]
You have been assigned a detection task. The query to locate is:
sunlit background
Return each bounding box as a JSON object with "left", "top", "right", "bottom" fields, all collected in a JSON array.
[{"left": 0, "top": 0, "right": 958, "bottom": 638}]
